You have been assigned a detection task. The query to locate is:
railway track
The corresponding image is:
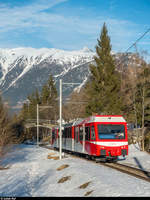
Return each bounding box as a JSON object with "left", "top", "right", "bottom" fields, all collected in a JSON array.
[
  {"left": 40, "top": 144, "right": 150, "bottom": 183},
  {"left": 101, "top": 162, "right": 150, "bottom": 183}
]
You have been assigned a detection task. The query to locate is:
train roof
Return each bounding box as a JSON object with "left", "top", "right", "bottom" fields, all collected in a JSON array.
[
  {"left": 77, "top": 115, "right": 126, "bottom": 126},
  {"left": 59, "top": 115, "right": 126, "bottom": 128}
]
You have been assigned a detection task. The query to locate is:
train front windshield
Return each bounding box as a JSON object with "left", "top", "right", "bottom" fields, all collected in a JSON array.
[{"left": 97, "top": 124, "right": 125, "bottom": 140}]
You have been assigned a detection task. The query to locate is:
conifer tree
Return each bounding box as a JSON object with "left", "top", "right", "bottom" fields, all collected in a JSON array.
[
  {"left": 86, "top": 23, "right": 123, "bottom": 115},
  {"left": 40, "top": 74, "right": 58, "bottom": 121},
  {"left": 27, "top": 89, "right": 41, "bottom": 119},
  {"left": 41, "top": 75, "right": 57, "bottom": 105},
  {"left": 135, "top": 64, "right": 150, "bottom": 126},
  {"left": 21, "top": 103, "right": 29, "bottom": 120},
  {"left": 41, "top": 84, "right": 49, "bottom": 105},
  {"left": 0, "top": 95, "right": 10, "bottom": 153},
  {"left": 135, "top": 63, "right": 150, "bottom": 151},
  {"left": 0, "top": 95, "right": 19, "bottom": 155},
  {"left": 20, "top": 88, "right": 41, "bottom": 120}
]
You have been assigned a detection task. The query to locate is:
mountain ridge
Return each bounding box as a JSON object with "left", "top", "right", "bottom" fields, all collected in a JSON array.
[
  {"left": 0, "top": 47, "right": 142, "bottom": 113},
  {"left": 0, "top": 47, "right": 95, "bottom": 112}
]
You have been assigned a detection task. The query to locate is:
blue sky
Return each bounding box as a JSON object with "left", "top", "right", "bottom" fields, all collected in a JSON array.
[{"left": 0, "top": 0, "right": 149, "bottom": 54}]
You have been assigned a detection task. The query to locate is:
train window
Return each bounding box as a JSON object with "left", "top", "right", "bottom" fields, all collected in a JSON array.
[
  {"left": 85, "top": 127, "right": 90, "bottom": 141},
  {"left": 62, "top": 130, "right": 64, "bottom": 138},
  {"left": 70, "top": 127, "right": 72, "bottom": 138},
  {"left": 52, "top": 130, "right": 55, "bottom": 140},
  {"left": 91, "top": 126, "right": 95, "bottom": 140},
  {"left": 75, "top": 126, "right": 79, "bottom": 142},
  {"left": 67, "top": 127, "right": 69, "bottom": 138},
  {"left": 63, "top": 127, "right": 72, "bottom": 138},
  {"left": 79, "top": 126, "right": 83, "bottom": 141},
  {"left": 67, "top": 128, "right": 69, "bottom": 138},
  {"left": 69, "top": 127, "right": 71, "bottom": 138},
  {"left": 63, "top": 128, "right": 66, "bottom": 138},
  {"left": 55, "top": 130, "right": 57, "bottom": 139},
  {"left": 97, "top": 124, "right": 125, "bottom": 140}
]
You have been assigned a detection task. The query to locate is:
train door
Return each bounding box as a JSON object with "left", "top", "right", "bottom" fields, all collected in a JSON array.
[
  {"left": 72, "top": 126, "right": 74, "bottom": 151},
  {"left": 90, "top": 125, "right": 96, "bottom": 155},
  {"left": 85, "top": 125, "right": 91, "bottom": 154},
  {"left": 63, "top": 127, "right": 67, "bottom": 149},
  {"left": 52, "top": 129, "right": 55, "bottom": 145},
  {"left": 53, "top": 128, "right": 57, "bottom": 148},
  {"left": 68, "top": 127, "right": 72, "bottom": 151},
  {"left": 74, "top": 126, "right": 79, "bottom": 152},
  {"left": 56, "top": 128, "right": 59, "bottom": 148},
  {"left": 79, "top": 124, "right": 86, "bottom": 153},
  {"left": 56, "top": 129, "right": 59, "bottom": 148}
]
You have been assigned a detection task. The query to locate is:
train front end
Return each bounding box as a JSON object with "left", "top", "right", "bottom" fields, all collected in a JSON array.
[{"left": 95, "top": 115, "right": 128, "bottom": 162}]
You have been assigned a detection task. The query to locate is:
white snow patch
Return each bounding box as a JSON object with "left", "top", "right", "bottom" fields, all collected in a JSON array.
[{"left": 0, "top": 143, "right": 150, "bottom": 197}]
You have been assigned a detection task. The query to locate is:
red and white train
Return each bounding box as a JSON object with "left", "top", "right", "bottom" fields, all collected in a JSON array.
[{"left": 51, "top": 115, "right": 128, "bottom": 162}]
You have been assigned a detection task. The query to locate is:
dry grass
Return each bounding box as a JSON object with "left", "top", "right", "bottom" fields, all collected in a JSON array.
[
  {"left": 52, "top": 156, "right": 59, "bottom": 160},
  {"left": 79, "top": 181, "right": 91, "bottom": 189},
  {"left": 47, "top": 155, "right": 59, "bottom": 160},
  {"left": 58, "top": 176, "right": 71, "bottom": 183},
  {"left": 84, "top": 190, "right": 94, "bottom": 196},
  {"left": 57, "top": 164, "right": 69, "bottom": 171},
  {"left": 0, "top": 166, "right": 10, "bottom": 170},
  {"left": 47, "top": 155, "right": 53, "bottom": 159}
]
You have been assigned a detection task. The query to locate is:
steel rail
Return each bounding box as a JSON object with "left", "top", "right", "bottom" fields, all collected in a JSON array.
[{"left": 100, "top": 162, "right": 150, "bottom": 183}]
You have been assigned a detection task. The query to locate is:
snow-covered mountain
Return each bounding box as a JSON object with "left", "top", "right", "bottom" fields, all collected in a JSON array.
[
  {"left": 0, "top": 47, "right": 95, "bottom": 111},
  {"left": 0, "top": 47, "right": 144, "bottom": 112}
]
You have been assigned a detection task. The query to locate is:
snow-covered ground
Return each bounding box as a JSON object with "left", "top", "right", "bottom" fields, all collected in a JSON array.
[{"left": 0, "top": 143, "right": 150, "bottom": 197}]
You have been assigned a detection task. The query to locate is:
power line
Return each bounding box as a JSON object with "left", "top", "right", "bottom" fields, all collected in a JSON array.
[
  {"left": 118, "top": 28, "right": 150, "bottom": 67},
  {"left": 116, "top": 27, "right": 150, "bottom": 90}
]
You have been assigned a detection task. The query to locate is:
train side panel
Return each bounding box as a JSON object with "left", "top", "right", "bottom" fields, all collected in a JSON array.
[
  {"left": 50, "top": 115, "right": 128, "bottom": 161},
  {"left": 74, "top": 126, "right": 83, "bottom": 153}
]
